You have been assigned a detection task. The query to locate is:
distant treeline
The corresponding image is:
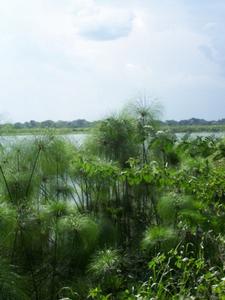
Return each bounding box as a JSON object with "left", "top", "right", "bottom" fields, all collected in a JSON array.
[
  {"left": 163, "top": 117, "right": 225, "bottom": 126},
  {"left": 0, "top": 119, "right": 97, "bottom": 129},
  {"left": 1, "top": 117, "right": 225, "bottom": 129}
]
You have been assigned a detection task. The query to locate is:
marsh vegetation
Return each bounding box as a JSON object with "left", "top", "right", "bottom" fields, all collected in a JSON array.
[{"left": 0, "top": 103, "right": 225, "bottom": 299}]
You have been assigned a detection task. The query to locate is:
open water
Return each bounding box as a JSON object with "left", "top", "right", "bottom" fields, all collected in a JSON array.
[{"left": 0, "top": 132, "right": 225, "bottom": 147}]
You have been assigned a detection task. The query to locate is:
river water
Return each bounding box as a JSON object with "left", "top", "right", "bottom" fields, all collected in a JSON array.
[
  {"left": 0, "top": 132, "right": 225, "bottom": 146},
  {"left": 0, "top": 133, "right": 87, "bottom": 146}
]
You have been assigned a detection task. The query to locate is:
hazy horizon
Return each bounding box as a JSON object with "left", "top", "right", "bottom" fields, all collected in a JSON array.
[
  {"left": 2, "top": 115, "right": 225, "bottom": 124},
  {"left": 1, "top": 0, "right": 225, "bottom": 122}
]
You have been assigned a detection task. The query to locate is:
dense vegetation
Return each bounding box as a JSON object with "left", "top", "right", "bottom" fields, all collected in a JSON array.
[
  {"left": 164, "top": 124, "right": 225, "bottom": 133},
  {"left": 2, "top": 119, "right": 92, "bottom": 129},
  {"left": 0, "top": 120, "right": 94, "bottom": 136},
  {"left": 165, "top": 117, "right": 225, "bottom": 126},
  {"left": 0, "top": 105, "right": 225, "bottom": 299}
]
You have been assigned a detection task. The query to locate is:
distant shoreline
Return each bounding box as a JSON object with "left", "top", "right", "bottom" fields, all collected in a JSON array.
[
  {"left": 1, "top": 124, "right": 225, "bottom": 136},
  {"left": 0, "top": 127, "right": 90, "bottom": 136},
  {"left": 163, "top": 124, "right": 225, "bottom": 133}
]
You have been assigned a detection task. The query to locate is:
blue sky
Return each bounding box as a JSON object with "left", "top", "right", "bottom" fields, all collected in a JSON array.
[{"left": 0, "top": 0, "right": 225, "bottom": 122}]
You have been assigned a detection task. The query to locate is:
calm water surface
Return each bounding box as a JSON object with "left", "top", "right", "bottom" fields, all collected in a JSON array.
[
  {"left": 0, "top": 132, "right": 225, "bottom": 146},
  {"left": 0, "top": 134, "right": 87, "bottom": 146}
]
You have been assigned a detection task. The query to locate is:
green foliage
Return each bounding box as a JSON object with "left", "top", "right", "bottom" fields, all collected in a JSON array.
[
  {"left": 0, "top": 203, "right": 17, "bottom": 248},
  {"left": 89, "top": 249, "right": 122, "bottom": 294},
  {"left": 0, "top": 115, "right": 225, "bottom": 299},
  {"left": 0, "top": 257, "right": 28, "bottom": 299},
  {"left": 89, "top": 249, "right": 120, "bottom": 279},
  {"left": 142, "top": 226, "right": 178, "bottom": 251},
  {"left": 133, "top": 247, "right": 225, "bottom": 299},
  {"left": 87, "top": 114, "right": 138, "bottom": 166}
]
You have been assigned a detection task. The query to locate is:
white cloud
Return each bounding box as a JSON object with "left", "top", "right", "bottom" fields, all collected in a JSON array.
[{"left": 75, "top": 6, "right": 134, "bottom": 41}]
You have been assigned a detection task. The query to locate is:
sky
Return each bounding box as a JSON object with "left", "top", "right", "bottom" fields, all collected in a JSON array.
[{"left": 0, "top": 0, "right": 225, "bottom": 122}]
